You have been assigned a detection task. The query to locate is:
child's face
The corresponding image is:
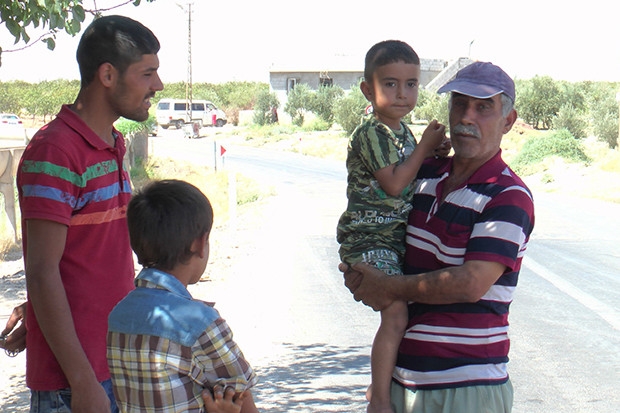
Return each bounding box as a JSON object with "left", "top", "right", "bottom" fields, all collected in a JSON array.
[{"left": 362, "top": 61, "right": 420, "bottom": 129}]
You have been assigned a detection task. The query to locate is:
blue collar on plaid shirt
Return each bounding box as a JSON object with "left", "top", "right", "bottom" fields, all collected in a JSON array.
[{"left": 108, "top": 268, "right": 219, "bottom": 347}]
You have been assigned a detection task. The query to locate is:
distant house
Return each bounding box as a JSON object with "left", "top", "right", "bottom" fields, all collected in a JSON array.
[{"left": 268, "top": 56, "right": 471, "bottom": 109}]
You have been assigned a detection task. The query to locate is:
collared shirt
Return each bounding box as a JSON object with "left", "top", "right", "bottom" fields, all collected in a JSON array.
[
  {"left": 396, "top": 151, "right": 535, "bottom": 390},
  {"left": 17, "top": 104, "right": 134, "bottom": 390},
  {"left": 107, "top": 268, "right": 257, "bottom": 413}
]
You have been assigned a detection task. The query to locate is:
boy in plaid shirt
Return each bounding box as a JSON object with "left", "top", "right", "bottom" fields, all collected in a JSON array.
[{"left": 107, "top": 179, "right": 259, "bottom": 413}]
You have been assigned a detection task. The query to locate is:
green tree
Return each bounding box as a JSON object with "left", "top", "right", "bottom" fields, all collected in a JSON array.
[
  {"left": 0, "top": 0, "right": 154, "bottom": 57},
  {"left": 214, "top": 81, "right": 266, "bottom": 109},
  {"left": 253, "top": 90, "right": 279, "bottom": 126},
  {"left": 333, "top": 82, "right": 368, "bottom": 135},
  {"left": 284, "top": 83, "right": 312, "bottom": 127},
  {"left": 0, "top": 80, "right": 28, "bottom": 113},
  {"left": 516, "top": 76, "right": 562, "bottom": 129},
  {"left": 309, "top": 85, "right": 344, "bottom": 126},
  {"left": 554, "top": 104, "right": 587, "bottom": 140},
  {"left": 588, "top": 83, "right": 619, "bottom": 149},
  {"left": 414, "top": 88, "right": 449, "bottom": 126}
]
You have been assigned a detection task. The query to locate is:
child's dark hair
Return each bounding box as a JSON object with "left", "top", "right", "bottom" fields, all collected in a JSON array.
[
  {"left": 364, "top": 40, "right": 420, "bottom": 82},
  {"left": 76, "top": 15, "right": 160, "bottom": 87},
  {"left": 127, "top": 179, "right": 214, "bottom": 271}
]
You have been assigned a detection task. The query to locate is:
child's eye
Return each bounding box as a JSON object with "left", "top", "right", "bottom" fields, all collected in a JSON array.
[
  {"left": 407, "top": 81, "right": 418, "bottom": 88},
  {"left": 385, "top": 81, "right": 396, "bottom": 87}
]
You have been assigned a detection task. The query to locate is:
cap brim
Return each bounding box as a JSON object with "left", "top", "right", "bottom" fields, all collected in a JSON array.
[{"left": 437, "top": 80, "right": 503, "bottom": 99}]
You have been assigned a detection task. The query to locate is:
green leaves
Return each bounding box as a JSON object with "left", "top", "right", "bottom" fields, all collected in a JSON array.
[
  {"left": 0, "top": 1, "right": 154, "bottom": 51},
  {"left": 44, "top": 37, "right": 55, "bottom": 51}
]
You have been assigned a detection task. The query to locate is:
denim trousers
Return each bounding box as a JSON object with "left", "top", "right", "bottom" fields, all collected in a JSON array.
[{"left": 29, "top": 379, "right": 118, "bottom": 413}]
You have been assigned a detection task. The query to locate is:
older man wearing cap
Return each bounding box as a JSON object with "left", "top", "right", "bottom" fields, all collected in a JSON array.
[{"left": 342, "top": 62, "right": 535, "bottom": 413}]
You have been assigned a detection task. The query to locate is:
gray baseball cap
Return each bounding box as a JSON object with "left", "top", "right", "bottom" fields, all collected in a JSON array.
[{"left": 438, "top": 61, "right": 515, "bottom": 102}]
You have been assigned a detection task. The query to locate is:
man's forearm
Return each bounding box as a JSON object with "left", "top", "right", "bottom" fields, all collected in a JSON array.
[{"left": 388, "top": 260, "right": 506, "bottom": 305}]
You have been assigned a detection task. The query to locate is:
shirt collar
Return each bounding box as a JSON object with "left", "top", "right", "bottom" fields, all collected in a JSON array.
[
  {"left": 57, "top": 104, "right": 125, "bottom": 151},
  {"left": 438, "top": 150, "right": 508, "bottom": 184},
  {"left": 135, "top": 268, "right": 192, "bottom": 299}
]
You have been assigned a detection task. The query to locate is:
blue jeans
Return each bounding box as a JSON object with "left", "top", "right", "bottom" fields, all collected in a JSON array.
[{"left": 30, "top": 379, "right": 118, "bottom": 413}]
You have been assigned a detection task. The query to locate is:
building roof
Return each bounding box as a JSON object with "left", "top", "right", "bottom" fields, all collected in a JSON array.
[{"left": 269, "top": 55, "right": 448, "bottom": 74}]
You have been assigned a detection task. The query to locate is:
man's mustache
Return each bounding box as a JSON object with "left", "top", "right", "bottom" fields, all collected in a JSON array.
[{"left": 452, "top": 124, "right": 481, "bottom": 139}]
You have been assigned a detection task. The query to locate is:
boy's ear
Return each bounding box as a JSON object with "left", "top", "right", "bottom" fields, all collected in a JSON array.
[
  {"left": 193, "top": 232, "right": 210, "bottom": 258},
  {"left": 360, "top": 80, "right": 373, "bottom": 101}
]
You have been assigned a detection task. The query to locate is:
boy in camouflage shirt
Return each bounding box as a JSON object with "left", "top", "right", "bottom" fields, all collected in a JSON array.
[{"left": 337, "top": 40, "right": 448, "bottom": 413}]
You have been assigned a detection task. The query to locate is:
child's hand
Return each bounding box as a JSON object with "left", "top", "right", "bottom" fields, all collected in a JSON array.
[
  {"left": 433, "top": 137, "right": 452, "bottom": 159},
  {"left": 418, "top": 120, "right": 446, "bottom": 158},
  {"left": 202, "top": 385, "right": 245, "bottom": 413}
]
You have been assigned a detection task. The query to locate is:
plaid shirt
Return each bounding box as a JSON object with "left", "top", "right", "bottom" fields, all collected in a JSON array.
[{"left": 107, "top": 268, "right": 257, "bottom": 412}]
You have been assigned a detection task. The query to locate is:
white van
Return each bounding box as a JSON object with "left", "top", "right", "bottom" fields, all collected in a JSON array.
[{"left": 155, "top": 99, "right": 227, "bottom": 129}]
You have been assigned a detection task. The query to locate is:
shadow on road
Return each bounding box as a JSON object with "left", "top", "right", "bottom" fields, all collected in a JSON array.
[{"left": 254, "top": 343, "right": 370, "bottom": 412}]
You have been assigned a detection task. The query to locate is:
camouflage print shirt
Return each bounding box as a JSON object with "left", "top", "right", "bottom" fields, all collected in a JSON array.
[{"left": 337, "top": 115, "right": 417, "bottom": 264}]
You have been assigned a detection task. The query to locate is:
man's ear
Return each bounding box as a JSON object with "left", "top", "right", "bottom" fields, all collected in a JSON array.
[
  {"left": 503, "top": 109, "right": 518, "bottom": 134},
  {"left": 360, "top": 80, "right": 373, "bottom": 101},
  {"left": 97, "top": 62, "right": 117, "bottom": 88}
]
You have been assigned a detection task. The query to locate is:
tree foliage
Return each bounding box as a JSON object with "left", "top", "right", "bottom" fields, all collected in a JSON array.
[
  {"left": 253, "top": 90, "right": 279, "bottom": 126},
  {"left": 588, "top": 83, "right": 619, "bottom": 149},
  {"left": 284, "top": 83, "right": 312, "bottom": 127},
  {"left": 0, "top": 0, "right": 154, "bottom": 59},
  {"left": 333, "top": 82, "right": 368, "bottom": 135},
  {"left": 308, "top": 85, "right": 344, "bottom": 126},
  {"left": 516, "top": 76, "right": 562, "bottom": 129},
  {"left": 414, "top": 88, "right": 449, "bottom": 126}
]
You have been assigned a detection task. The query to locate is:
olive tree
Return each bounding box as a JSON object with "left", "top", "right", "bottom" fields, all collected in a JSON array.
[
  {"left": 284, "top": 83, "right": 312, "bottom": 127},
  {"left": 333, "top": 83, "right": 368, "bottom": 135},
  {"left": 309, "top": 85, "right": 344, "bottom": 126},
  {"left": 516, "top": 76, "right": 562, "bottom": 129}
]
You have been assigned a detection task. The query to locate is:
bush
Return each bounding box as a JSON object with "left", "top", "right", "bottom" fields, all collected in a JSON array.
[
  {"left": 284, "top": 83, "right": 312, "bottom": 127},
  {"left": 554, "top": 104, "right": 587, "bottom": 139},
  {"left": 510, "top": 128, "right": 590, "bottom": 175},
  {"left": 414, "top": 89, "right": 449, "bottom": 126},
  {"left": 309, "top": 85, "right": 344, "bottom": 126},
  {"left": 114, "top": 114, "right": 154, "bottom": 136},
  {"left": 589, "top": 86, "right": 619, "bottom": 149},
  {"left": 334, "top": 83, "right": 367, "bottom": 135},
  {"left": 253, "top": 90, "right": 279, "bottom": 126},
  {"left": 302, "top": 117, "right": 331, "bottom": 132}
]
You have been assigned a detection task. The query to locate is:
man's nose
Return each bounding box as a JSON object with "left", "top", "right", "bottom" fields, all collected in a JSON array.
[{"left": 152, "top": 73, "right": 164, "bottom": 91}]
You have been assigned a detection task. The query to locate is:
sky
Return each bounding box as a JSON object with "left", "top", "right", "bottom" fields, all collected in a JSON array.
[{"left": 0, "top": 0, "right": 619, "bottom": 85}]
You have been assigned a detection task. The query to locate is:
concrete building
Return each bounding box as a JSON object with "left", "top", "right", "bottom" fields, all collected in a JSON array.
[{"left": 268, "top": 55, "right": 472, "bottom": 108}]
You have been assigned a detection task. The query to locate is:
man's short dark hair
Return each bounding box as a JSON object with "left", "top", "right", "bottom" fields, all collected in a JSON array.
[
  {"left": 76, "top": 15, "right": 160, "bottom": 87},
  {"left": 364, "top": 40, "right": 420, "bottom": 82},
  {"left": 127, "top": 180, "right": 214, "bottom": 271}
]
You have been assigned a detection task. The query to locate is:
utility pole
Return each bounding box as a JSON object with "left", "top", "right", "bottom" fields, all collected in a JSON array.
[
  {"left": 616, "top": 91, "right": 620, "bottom": 149},
  {"left": 177, "top": 2, "right": 194, "bottom": 125},
  {"left": 185, "top": 2, "right": 193, "bottom": 124}
]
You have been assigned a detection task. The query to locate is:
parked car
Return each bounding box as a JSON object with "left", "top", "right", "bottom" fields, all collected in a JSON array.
[
  {"left": 155, "top": 99, "right": 227, "bottom": 129},
  {"left": 0, "top": 113, "right": 28, "bottom": 144}
]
